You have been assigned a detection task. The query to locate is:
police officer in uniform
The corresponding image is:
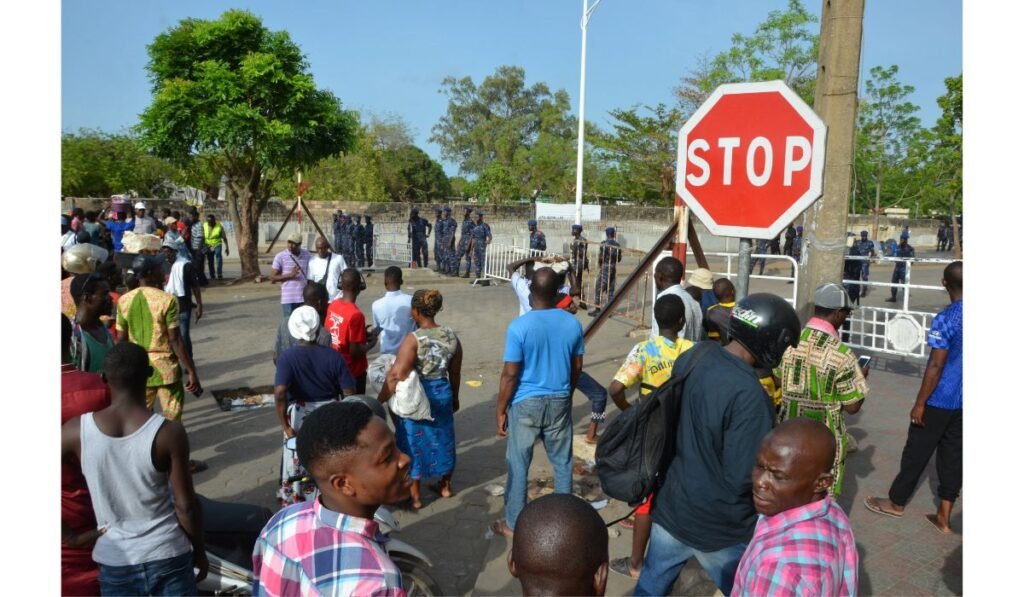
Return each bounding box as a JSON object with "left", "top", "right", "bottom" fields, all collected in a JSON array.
[
  {"left": 468, "top": 210, "right": 491, "bottom": 279},
  {"left": 438, "top": 206, "right": 456, "bottom": 275},
  {"left": 589, "top": 226, "right": 621, "bottom": 316},
  {"left": 857, "top": 230, "right": 877, "bottom": 296},
  {"left": 455, "top": 206, "right": 475, "bottom": 277},
  {"left": 353, "top": 214, "right": 366, "bottom": 268},
  {"left": 332, "top": 211, "right": 344, "bottom": 254},
  {"left": 569, "top": 223, "right": 589, "bottom": 295},
  {"left": 527, "top": 219, "right": 546, "bottom": 252},
  {"left": 363, "top": 215, "right": 375, "bottom": 268},
  {"left": 340, "top": 213, "right": 357, "bottom": 266},
  {"left": 885, "top": 236, "right": 916, "bottom": 302},
  {"left": 408, "top": 208, "right": 431, "bottom": 268},
  {"left": 432, "top": 208, "right": 444, "bottom": 271}
]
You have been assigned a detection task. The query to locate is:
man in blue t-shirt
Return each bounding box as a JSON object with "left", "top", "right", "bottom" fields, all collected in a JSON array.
[
  {"left": 492, "top": 268, "right": 585, "bottom": 538},
  {"left": 865, "top": 261, "right": 962, "bottom": 534}
]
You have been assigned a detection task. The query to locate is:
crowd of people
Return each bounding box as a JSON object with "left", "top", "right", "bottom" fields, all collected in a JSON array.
[{"left": 60, "top": 197, "right": 963, "bottom": 596}]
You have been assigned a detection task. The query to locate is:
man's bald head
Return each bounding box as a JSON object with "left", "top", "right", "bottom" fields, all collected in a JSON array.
[
  {"left": 713, "top": 278, "right": 736, "bottom": 302},
  {"left": 530, "top": 267, "right": 560, "bottom": 304},
  {"left": 340, "top": 268, "right": 362, "bottom": 293},
  {"left": 654, "top": 257, "right": 684, "bottom": 289},
  {"left": 508, "top": 494, "right": 608, "bottom": 596},
  {"left": 752, "top": 418, "right": 836, "bottom": 516}
]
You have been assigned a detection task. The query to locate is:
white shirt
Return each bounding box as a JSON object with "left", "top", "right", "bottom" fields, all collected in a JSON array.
[
  {"left": 652, "top": 284, "right": 705, "bottom": 343},
  {"left": 372, "top": 290, "right": 416, "bottom": 355},
  {"left": 511, "top": 272, "right": 532, "bottom": 316},
  {"left": 308, "top": 252, "right": 347, "bottom": 301}
]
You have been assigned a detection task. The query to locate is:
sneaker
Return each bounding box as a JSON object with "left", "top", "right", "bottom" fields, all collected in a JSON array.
[
  {"left": 884, "top": 297, "right": 897, "bottom": 302},
  {"left": 588, "top": 308, "right": 601, "bottom": 317}
]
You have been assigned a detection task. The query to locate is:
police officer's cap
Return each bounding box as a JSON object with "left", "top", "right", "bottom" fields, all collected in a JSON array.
[
  {"left": 474, "top": 210, "right": 485, "bottom": 216},
  {"left": 605, "top": 226, "right": 615, "bottom": 235},
  {"left": 411, "top": 208, "right": 419, "bottom": 214},
  {"left": 571, "top": 224, "right": 582, "bottom": 231},
  {"left": 527, "top": 219, "right": 537, "bottom": 227},
  {"left": 443, "top": 206, "right": 451, "bottom": 213},
  {"left": 463, "top": 206, "right": 473, "bottom": 212},
  {"left": 860, "top": 230, "right": 868, "bottom": 237}
]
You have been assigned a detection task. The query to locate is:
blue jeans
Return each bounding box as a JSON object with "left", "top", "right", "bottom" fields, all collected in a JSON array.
[
  {"left": 576, "top": 372, "right": 608, "bottom": 421},
  {"left": 98, "top": 551, "right": 196, "bottom": 596},
  {"left": 635, "top": 523, "right": 747, "bottom": 596},
  {"left": 206, "top": 244, "right": 223, "bottom": 278},
  {"left": 504, "top": 395, "right": 573, "bottom": 529},
  {"left": 179, "top": 308, "right": 193, "bottom": 359},
  {"left": 281, "top": 302, "right": 303, "bottom": 318}
]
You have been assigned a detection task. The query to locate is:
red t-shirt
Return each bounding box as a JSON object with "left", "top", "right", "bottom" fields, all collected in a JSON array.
[
  {"left": 61, "top": 364, "right": 111, "bottom": 596},
  {"left": 325, "top": 299, "right": 368, "bottom": 377}
]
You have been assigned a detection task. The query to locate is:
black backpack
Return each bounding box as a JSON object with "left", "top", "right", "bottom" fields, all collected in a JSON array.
[{"left": 595, "top": 342, "right": 714, "bottom": 507}]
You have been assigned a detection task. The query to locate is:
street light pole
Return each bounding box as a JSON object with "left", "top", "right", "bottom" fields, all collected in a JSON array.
[{"left": 574, "top": 0, "right": 602, "bottom": 226}]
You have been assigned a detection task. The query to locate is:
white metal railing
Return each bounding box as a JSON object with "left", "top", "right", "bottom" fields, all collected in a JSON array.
[
  {"left": 698, "top": 252, "right": 800, "bottom": 306},
  {"left": 481, "top": 244, "right": 553, "bottom": 282}
]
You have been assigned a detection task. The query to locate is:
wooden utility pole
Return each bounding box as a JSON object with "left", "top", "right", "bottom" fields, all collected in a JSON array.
[{"left": 796, "top": 0, "right": 866, "bottom": 320}]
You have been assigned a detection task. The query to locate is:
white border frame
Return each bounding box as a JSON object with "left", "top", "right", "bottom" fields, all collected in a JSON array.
[{"left": 676, "top": 80, "right": 827, "bottom": 240}]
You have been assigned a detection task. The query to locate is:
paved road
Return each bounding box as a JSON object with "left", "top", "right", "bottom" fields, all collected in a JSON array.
[{"left": 181, "top": 259, "right": 961, "bottom": 596}]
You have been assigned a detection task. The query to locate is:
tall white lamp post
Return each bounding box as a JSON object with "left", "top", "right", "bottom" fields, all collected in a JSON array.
[{"left": 574, "top": 0, "right": 603, "bottom": 225}]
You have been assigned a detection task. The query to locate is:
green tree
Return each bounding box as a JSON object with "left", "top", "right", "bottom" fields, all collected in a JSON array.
[
  {"left": 590, "top": 104, "right": 683, "bottom": 206},
  {"left": 919, "top": 74, "right": 962, "bottom": 254},
  {"left": 430, "top": 65, "right": 577, "bottom": 201},
  {"left": 62, "top": 130, "right": 180, "bottom": 198},
  {"left": 468, "top": 162, "right": 520, "bottom": 203},
  {"left": 853, "top": 65, "right": 922, "bottom": 237},
  {"left": 137, "top": 10, "right": 359, "bottom": 279},
  {"left": 380, "top": 145, "right": 452, "bottom": 202},
  {"left": 675, "top": 0, "right": 819, "bottom": 115}
]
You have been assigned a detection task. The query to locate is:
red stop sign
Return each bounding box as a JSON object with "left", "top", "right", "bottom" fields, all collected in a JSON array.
[{"left": 676, "top": 81, "right": 826, "bottom": 239}]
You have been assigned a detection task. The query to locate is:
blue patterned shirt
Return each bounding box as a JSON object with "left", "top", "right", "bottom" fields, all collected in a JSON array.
[{"left": 926, "top": 299, "right": 962, "bottom": 410}]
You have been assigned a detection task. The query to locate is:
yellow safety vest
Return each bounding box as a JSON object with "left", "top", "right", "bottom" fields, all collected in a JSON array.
[{"left": 203, "top": 222, "right": 224, "bottom": 248}]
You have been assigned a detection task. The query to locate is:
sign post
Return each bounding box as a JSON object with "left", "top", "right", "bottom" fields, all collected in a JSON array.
[{"left": 676, "top": 80, "right": 827, "bottom": 299}]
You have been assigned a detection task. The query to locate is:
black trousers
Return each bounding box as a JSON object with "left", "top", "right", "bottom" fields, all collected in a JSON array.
[{"left": 888, "top": 406, "right": 962, "bottom": 506}]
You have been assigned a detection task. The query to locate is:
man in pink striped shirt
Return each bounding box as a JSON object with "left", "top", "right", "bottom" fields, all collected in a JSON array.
[{"left": 733, "top": 418, "right": 858, "bottom": 596}]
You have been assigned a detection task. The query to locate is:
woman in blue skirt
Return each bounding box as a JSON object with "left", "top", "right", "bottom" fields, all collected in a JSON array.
[{"left": 378, "top": 289, "right": 463, "bottom": 509}]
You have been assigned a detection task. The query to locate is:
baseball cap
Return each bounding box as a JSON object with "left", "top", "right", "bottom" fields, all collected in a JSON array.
[
  {"left": 287, "top": 232, "right": 303, "bottom": 245},
  {"left": 527, "top": 219, "right": 537, "bottom": 227},
  {"left": 686, "top": 268, "right": 714, "bottom": 290},
  {"left": 815, "top": 283, "right": 854, "bottom": 310},
  {"left": 134, "top": 201, "right": 146, "bottom": 210},
  {"left": 163, "top": 216, "right": 177, "bottom": 226},
  {"left": 411, "top": 208, "right": 419, "bottom": 214}
]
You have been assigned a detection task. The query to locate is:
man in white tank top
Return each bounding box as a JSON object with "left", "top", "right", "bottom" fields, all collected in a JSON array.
[{"left": 61, "top": 342, "right": 208, "bottom": 595}]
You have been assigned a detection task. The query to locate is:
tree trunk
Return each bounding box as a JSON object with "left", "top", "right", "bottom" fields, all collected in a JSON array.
[{"left": 226, "top": 177, "right": 265, "bottom": 280}]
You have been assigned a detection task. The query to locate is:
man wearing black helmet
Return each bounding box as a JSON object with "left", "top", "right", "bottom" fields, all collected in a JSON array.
[{"left": 634, "top": 293, "right": 801, "bottom": 597}]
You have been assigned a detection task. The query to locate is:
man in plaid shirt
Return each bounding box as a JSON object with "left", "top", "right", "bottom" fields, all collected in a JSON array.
[
  {"left": 733, "top": 418, "right": 858, "bottom": 596},
  {"left": 252, "top": 401, "right": 413, "bottom": 596}
]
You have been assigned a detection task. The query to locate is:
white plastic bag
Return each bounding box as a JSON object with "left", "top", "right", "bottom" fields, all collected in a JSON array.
[
  {"left": 392, "top": 369, "right": 434, "bottom": 421},
  {"left": 367, "top": 354, "right": 397, "bottom": 398}
]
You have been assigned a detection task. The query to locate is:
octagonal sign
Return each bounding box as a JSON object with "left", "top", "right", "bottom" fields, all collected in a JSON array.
[{"left": 676, "top": 80, "right": 827, "bottom": 239}]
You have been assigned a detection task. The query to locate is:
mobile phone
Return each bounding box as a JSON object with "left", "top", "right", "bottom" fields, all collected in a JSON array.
[{"left": 857, "top": 355, "right": 872, "bottom": 368}]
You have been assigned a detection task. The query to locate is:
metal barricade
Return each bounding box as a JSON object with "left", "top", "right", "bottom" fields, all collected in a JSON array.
[
  {"left": 481, "top": 244, "right": 551, "bottom": 281},
  {"left": 695, "top": 252, "right": 799, "bottom": 306}
]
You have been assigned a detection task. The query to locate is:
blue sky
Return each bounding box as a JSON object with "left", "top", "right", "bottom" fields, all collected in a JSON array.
[{"left": 61, "top": 0, "right": 962, "bottom": 175}]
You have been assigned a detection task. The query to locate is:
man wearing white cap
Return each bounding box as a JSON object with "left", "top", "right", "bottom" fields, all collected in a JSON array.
[
  {"left": 273, "top": 306, "right": 358, "bottom": 504},
  {"left": 133, "top": 202, "right": 157, "bottom": 235},
  {"left": 271, "top": 232, "right": 312, "bottom": 318},
  {"left": 775, "top": 283, "right": 869, "bottom": 497}
]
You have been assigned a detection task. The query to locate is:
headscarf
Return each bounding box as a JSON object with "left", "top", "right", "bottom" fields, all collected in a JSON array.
[{"left": 288, "top": 306, "right": 320, "bottom": 342}]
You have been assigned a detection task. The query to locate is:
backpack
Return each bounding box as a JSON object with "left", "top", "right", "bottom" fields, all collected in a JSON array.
[{"left": 595, "top": 342, "right": 714, "bottom": 507}]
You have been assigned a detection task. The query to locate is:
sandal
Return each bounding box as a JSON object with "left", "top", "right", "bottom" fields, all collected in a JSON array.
[
  {"left": 925, "top": 514, "right": 953, "bottom": 535},
  {"left": 863, "top": 496, "right": 904, "bottom": 518},
  {"left": 490, "top": 519, "right": 514, "bottom": 538},
  {"left": 610, "top": 557, "right": 639, "bottom": 580}
]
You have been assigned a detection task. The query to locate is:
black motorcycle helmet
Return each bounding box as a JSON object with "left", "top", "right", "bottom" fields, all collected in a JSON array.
[{"left": 727, "top": 293, "right": 801, "bottom": 369}]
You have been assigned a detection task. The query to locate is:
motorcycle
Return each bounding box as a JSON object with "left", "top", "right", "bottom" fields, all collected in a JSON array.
[{"left": 196, "top": 494, "right": 443, "bottom": 596}]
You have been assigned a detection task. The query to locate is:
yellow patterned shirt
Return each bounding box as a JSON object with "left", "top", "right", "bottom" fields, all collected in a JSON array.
[
  {"left": 613, "top": 336, "right": 694, "bottom": 397},
  {"left": 115, "top": 286, "right": 181, "bottom": 387}
]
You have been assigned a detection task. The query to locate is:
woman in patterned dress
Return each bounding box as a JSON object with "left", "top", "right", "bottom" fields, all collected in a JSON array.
[{"left": 378, "top": 289, "right": 462, "bottom": 510}]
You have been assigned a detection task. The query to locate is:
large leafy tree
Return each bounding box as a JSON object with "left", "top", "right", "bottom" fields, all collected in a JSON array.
[
  {"left": 675, "top": 0, "right": 819, "bottom": 115},
  {"left": 918, "top": 74, "right": 962, "bottom": 255},
  {"left": 853, "top": 65, "right": 922, "bottom": 236},
  {"left": 137, "top": 10, "right": 359, "bottom": 279},
  {"left": 62, "top": 130, "right": 180, "bottom": 198},
  {"left": 430, "top": 65, "right": 577, "bottom": 202},
  {"left": 591, "top": 104, "right": 683, "bottom": 206}
]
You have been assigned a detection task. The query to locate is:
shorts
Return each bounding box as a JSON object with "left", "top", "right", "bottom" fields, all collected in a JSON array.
[
  {"left": 637, "top": 491, "right": 656, "bottom": 516},
  {"left": 146, "top": 380, "right": 186, "bottom": 421}
]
